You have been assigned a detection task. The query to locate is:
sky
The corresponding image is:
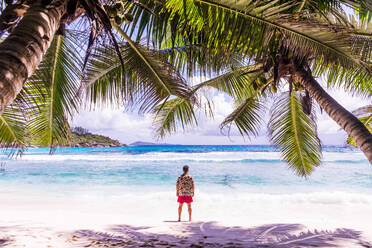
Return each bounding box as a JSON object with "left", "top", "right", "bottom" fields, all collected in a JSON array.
[{"left": 71, "top": 77, "right": 371, "bottom": 146}]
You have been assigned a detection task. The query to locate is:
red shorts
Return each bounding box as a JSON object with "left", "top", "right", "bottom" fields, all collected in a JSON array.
[{"left": 177, "top": 196, "right": 193, "bottom": 203}]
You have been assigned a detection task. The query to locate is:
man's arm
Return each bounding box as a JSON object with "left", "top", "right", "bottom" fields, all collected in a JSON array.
[
  {"left": 176, "top": 179, "right": 179, "bottom": 196},
  {"left": 192, "top": 179, "right": 195, "bottom": 197}
]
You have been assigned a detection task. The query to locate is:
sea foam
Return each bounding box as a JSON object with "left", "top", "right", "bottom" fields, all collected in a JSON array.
[{"left": 2, "top": 151, "right": 367, "bottom": 163}]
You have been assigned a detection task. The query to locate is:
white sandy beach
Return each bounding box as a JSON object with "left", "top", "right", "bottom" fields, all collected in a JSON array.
[{"left": 0, "top": 188, "right": 372, "bottom": 247}]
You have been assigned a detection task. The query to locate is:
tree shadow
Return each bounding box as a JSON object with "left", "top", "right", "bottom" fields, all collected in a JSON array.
[
  {"left": 0, "top": 226, "right": 15, "bottom": 247},
  {"left": 0, "top": 239, "right": 11, "bottom": 248},
  {"left": 69, "top": 222, "right": 372, "bottom": 247},
  {"left": 163, "top": 220, "right": 188, "bottom": 223}
]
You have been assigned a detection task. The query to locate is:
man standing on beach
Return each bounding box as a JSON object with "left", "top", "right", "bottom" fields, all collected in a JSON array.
[{"left": 176, "top": 165, "right": 194, "bottom": 222}]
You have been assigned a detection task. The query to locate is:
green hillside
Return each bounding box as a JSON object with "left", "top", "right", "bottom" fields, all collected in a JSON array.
[
  {"left": 68, "top": 128, "right": 126, "bottom": 147},
  {"left": 26, "top": 127, "right": 127, "bottom": 147}
]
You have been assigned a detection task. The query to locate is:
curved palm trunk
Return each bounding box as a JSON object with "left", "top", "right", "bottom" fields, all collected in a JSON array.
[
  {"left": 0, "top": 1, "right": 66, "bottom": 114},
  {"left": 293, "top": 65, "right": 372, "bottom": 164}
]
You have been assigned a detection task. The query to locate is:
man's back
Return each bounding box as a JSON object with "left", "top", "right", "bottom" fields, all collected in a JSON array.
[{"left": 177, "top": 175, "right": 194, "bottom": 196}]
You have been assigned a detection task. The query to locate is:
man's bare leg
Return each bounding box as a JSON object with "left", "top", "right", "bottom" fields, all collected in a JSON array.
[
  {"left": 178, "top": 203, "right": 183, "bottom": 221},
  {"left": 187, "top": 203, "right": 192, "bottom": 222}
]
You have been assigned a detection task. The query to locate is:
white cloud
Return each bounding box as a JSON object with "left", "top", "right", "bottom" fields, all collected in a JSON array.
[
  {"left": 71, "top": 108, "right": 154, "bottom": 144},
  {"left": 316, "top": 87, "right": 370, "bottom": 137}
]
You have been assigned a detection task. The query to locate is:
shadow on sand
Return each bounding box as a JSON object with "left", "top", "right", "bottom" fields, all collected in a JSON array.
[
  {"left": 163, "top": 220, "right": 189, "bottom": 223},
  {"left": 0, "top": 239, "right": 10, "bottom": 248},
  {"left": 0, "top": 226, "right": 14, "bottom": 247},
  {"left": 68, "top": 222, "right": 372, "bottom": 247}
]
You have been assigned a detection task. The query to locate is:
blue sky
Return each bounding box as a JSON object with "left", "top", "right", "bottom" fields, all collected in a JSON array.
[{"left": 72, "top": 79, "right": 370, "bottom": 145}]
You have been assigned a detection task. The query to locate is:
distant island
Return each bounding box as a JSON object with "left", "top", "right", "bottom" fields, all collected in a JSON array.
[
  {"left": 68, "top": 127, "right": 127, "bottom": 147},
  {"left": 27, "top": 127, "right": 127, "bottom": 148},
  {"left": 130, "top": 141, "right": 178, "bottom": 146}
]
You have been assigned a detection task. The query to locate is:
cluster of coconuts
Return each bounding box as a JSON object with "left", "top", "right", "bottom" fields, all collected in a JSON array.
[{"left": 104, "top": 1, "right": 134, "bottom": 25}]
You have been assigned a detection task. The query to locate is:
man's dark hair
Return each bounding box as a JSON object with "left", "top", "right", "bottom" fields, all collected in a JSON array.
[{"left": 182, "top": 165, "right": 189, "bottom": 175}]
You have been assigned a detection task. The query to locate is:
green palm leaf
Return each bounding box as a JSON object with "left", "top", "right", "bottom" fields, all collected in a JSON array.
[
  {"left": 152, "top": 64, "right": 271, "bottom": 138},
  {"left": 347, "top": 104, "right": 372, "bottom": 146},
  {"left": 220, "top": 97, "right": 265, "bottom": 137},
  {"left": 218, "top": 74, "right": 273, "bottom": 137},
  {"left": 27, "top": 34, "right": 82, "bottom": 148},
  {"left": 165, "top": 0, "right": 294, "bottom": 55},
  {"left": 353, "top": 105, "right": 372, "bottom": 116},
  {"left": 347, "top": 115, "right": 372, "bottom": 146},
  {"left": 268, "top": 91, "right": 322, "bottom": 176},
  {"left": 192, "top": 64, "right": 264, "bottom": 100},
  {"left": 164, "top": 0, "right": 371, "bottom": 93},
  {"left": 82, "top": 39, "right": 194, "bottom": 112},
  {"left": 114, "top": 23, "right": 195, "bottom": 108},
  {"left": 153, "top": 97, "right": 197, "bottom": 138},
  {"left": 0, "top": 102, "right": 26, "bottom": 151},
  {"left": 81, "top": 44, "right": 128, "bottom": 108},
  {"left": 159, "top": 43, "right": 247, "bottom": 78}
]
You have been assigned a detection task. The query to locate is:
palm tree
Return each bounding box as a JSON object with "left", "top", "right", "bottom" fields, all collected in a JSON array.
[
  {"left": 0, "top": 32, "right": 82, "bottom": 150},
  {"left": 0, "top": 0, "right": 156, "bottom": 114},
  {"left": 0, "top": 0, "right": 370, "bottom": 174},
  {"left": 0, "top": 0, "right": 195, "bottom": 149},
  {"left": 0, "top": 29, "right": 195, "bottom": 150},
  {"left": 141, "top": 0, "right": 372, "bottom": 173},
  {"left": 77, "top": 0, "right": 371, "bottom": 174},
  {"left": 0, "top": 0, "right": 369, "bottom": 115}
]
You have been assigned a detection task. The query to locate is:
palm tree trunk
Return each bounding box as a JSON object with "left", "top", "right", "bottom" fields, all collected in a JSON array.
[
  {"left": 293, "top": 64, "right": 372, "bottom": 164},
  {"left": 0, "top": 0, "right": 66, "bottom": 114}
]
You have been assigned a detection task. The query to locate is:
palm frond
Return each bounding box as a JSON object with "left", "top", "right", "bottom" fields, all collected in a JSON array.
[
  {"left": 164, "top": 0, "right": 295, "bottom": 56},
  {"left": 163, "top": 0, "right": 372, "bottom": 94},
  {"left": 153, "top": 97, "right": 197, "bottom": 138},
  {"left": 0, "top": 102, "right": 26, "bottom": 152},
  {"left": 192, "top": 64, "right": 265, "bottom": 100},
  {"left": 159, "top": 43, "right": 247, "bottom": 78},
  {"left": 220, "top": 97, "right": 265, "bottom": 137},
  {"left": 347, "top": 104, "right": 372, "bottom": 146},
  {"left": 82, "top": 38, "right": 194, "bottom": 112},
  {"left": 114, "top": 23, "right": 195, "bottom": 105},
  {"left": 352, "top": 104, "right": 372, "bottom": 116},
  {"left": 268, "top": 91, "right": 322, "bottom": 176},
  {"left": 26, "top": 33, "right": 82, "bottom": 148},
  {"left": 81, "top": 43, "right": 128, "bottom": 108},
  {"left": 309, "top": 15, "right": 372, "bottom": 95},
  {"left": 152, "top": 62, "right": 272, "bottom": 138},
  {"left": 343, "top": 0, "right": 372, "bottom": 21},
  {"left": 219, "top": 75, "right": 273, "bottom": 136},
  {"left": 347, "top": 115, "right": 372, "bottom": 146}
]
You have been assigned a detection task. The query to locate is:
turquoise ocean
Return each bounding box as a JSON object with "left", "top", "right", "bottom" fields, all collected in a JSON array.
[{"left": 0, "top": 145, "right": 370, "bottom": 196}]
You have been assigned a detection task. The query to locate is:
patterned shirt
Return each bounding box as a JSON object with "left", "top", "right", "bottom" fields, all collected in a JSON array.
[{"left": 177, "top": 175, "right": 194, "bottom": 196}]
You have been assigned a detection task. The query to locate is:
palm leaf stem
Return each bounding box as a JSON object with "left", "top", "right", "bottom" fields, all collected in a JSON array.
[
  {"left": 0, "top": 115, "right": 21, "bottom": 145},
  {"left": 352, "top": 105, "right": 372, "bottom": 116},
  {"left": 192, "top": 64, "right": 264, "bottom": 93},
  {"left": 290, "top": 90, "right": 305, "bottom": 167},
  {"left": 48, "top": 35, "right": 62, "bottom": 146},
  {"left": 347, "top": 114, "right": 372, "bottom": 147},
  {"left": 366, "top": 115, "right": 372, "bottom": 124},
  {"left": 112, "top": 22, "right": 171, "bottom": 95},
  {"left": 351, "top": 32, "right": 372, "bottom": 38},
  {"left": 232, "top": 78, "right": 272, "bottom": 118},
  {"left": 220, "top": 78, "right": 272, "bottom": 134},
  {"left": 297, "top": 0, "right": 307, "bottom": 13},
  {"left": 81, "top": 63, "right": 119, "bottom": 89}
]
